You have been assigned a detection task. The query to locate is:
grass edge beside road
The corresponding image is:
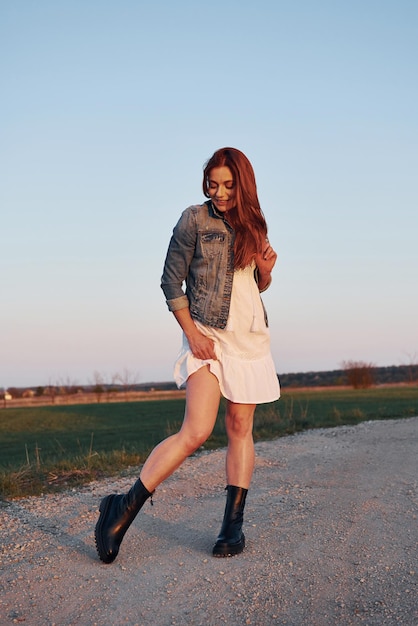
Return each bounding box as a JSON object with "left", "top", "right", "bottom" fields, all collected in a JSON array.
[{"left": 1, "top": 385, "right": 418, "bottom": 499}]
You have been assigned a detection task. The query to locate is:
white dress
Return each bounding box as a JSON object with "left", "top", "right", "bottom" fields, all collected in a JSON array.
[{"left": 173, "top": 263, "right": 280, "bottom": 404}]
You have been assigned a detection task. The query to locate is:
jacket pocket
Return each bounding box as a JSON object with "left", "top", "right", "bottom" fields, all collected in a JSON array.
[{"left": 200, "top": 231, "right": 226, "bottom": 259}]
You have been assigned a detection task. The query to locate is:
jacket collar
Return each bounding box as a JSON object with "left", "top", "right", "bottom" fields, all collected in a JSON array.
[{"left": 206, "top": 200, "right": 232, "bottom": 225}]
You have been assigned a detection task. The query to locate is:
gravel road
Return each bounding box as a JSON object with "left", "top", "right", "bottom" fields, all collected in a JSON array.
[{"left": 1, "top": 417, "right": 417, "bottom": 626}]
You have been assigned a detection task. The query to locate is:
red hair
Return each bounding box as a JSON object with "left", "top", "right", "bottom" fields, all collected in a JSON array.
[{"left": 202, "top": 147, "right": 267, "bottom": 269}]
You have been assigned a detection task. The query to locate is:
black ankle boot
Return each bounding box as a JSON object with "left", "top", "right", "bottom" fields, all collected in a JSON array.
[
  {"left": 212, "top": 485, "right": 248, "bottom": 557},
  {"left": 95, "top": 478, "right": 153, "bottom": 564}
]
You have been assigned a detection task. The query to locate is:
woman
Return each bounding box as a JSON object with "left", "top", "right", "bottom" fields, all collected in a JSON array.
[{"left": 95, "top": 147, "right": 280, "bottom": 564}]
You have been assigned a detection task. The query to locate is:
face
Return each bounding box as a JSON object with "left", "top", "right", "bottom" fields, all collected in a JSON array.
[{"left": 207, "top": 166, "right": 236, "bottom": 213}]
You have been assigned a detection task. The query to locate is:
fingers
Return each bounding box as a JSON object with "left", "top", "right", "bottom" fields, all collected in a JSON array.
[
  {"left": 262, "top": 240, "right": 276, "bottom": 260},
  {"left": 256, "top": 244, "right": 277, "bottom": 276},
  {"left": 261, "top": 243, "right": 277, "bottom": 262},
  {"left": 189, "top": 334, "right": 217, "bottom": 361},
  {"left": 208, "top": 341, "right": 217, "bottom": 361},
  {"left": 196, "top": 347, "right": 217, "bottom": 360},
  {"left": 199, "top": 340, "right": 217, "bottom": 360}
]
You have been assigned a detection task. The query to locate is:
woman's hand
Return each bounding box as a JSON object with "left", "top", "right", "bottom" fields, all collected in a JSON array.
[
  {"left": 173, "top": 308, "right": 217, "bottom": 360},
  {"left": 255, "top": 239, "right": 277, "bottom": 289},
  {"left": 187, "top": 330, "right": 217, "bottom": 361}
]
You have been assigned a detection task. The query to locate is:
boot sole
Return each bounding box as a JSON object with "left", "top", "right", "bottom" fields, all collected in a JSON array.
[
  {"left": 94, "top": 494, "right": 117, "bottom": 564},
  {"left": 212, "top": 534, "right": 245, "bottom": 557}
]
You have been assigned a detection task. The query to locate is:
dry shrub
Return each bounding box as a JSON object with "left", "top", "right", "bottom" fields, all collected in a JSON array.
[{"left": 342, "top": 360, "right": 376, "bottom": 389}]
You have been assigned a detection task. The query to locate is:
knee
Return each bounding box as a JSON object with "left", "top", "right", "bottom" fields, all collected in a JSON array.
[
  {"left": 225, "top": 412, "right": 254, "bottom": 440},
  {"left": 179, "top": 429, "right": 211, "bottom": 455}
]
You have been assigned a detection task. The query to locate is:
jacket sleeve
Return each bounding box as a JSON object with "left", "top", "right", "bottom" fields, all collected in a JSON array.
[{"left": 160, "top": 208, "right": 197, "bottom": 312}]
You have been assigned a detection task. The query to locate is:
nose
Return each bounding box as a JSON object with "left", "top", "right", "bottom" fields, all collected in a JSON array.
[{"left": 215, "top": 185, "right": 227, "bottom": 198}]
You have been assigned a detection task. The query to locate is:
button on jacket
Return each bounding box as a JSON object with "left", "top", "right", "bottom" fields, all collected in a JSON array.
[{"left": 161, "top": 200, "right": 269, "bottom": 330}]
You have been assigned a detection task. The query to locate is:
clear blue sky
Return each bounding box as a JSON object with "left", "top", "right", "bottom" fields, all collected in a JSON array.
[{"left": 1, "top": 0, "right": 417, "bottom": 388}]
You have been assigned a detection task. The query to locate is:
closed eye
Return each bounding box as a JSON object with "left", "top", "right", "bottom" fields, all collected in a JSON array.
[{"left": 208, "top": 179, "right": 235, "bottom": 189}]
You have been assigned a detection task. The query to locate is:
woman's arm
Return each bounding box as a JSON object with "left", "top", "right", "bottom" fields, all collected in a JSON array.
[
  {"left": 161, "top": 208, "right": 198, "bottom": 309},
  {"left": 255, "top": 240, "right": 277, "bottom": 292}
]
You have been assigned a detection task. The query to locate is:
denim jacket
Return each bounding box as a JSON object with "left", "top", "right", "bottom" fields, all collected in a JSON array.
[{"left": 161, "top": 201, "right": 269, "bottom": 329}]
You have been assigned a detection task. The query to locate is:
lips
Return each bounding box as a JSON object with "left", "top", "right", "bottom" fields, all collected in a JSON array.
[{"left": 212, "top": 198, "right": 231, "bottom": 212}]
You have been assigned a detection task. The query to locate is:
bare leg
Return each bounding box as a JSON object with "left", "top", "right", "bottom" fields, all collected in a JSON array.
[
  {"left": 225, "top": 401, "right": 256, "bottom": 489},
  {"left": 139, "top": 366, "right": 221, "bottom": 492}
]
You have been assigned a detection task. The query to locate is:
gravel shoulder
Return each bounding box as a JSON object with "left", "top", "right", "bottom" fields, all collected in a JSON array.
[{"left": 1, "top": 417, "right": 417, "bottom": 626}]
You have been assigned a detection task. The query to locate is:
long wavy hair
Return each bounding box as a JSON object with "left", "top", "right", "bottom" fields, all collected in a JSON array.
[{"left": 202, "top": 147, "right": 268, "bottom": 269}]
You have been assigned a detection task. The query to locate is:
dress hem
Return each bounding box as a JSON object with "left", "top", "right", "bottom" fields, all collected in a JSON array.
[{"left": 174, "top": 355, "right": 280, "bottom": 405}]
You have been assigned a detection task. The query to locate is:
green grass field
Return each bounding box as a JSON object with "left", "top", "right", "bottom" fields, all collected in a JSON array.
[{"left": 1, "top": 386, "right": 417, "bottom": 498}]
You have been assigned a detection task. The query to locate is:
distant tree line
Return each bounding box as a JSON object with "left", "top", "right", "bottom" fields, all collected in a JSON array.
[
  {"left": 278, "top": 363, "right": 418, "bottom": 389},
  {"left": 1, "top": 378, "right": 178, "bottom": 401},
  {"left": 2, "top": 362, "right": 418, "bottom": 403}
]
